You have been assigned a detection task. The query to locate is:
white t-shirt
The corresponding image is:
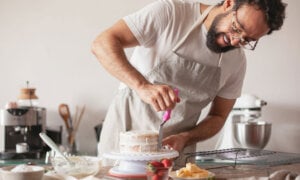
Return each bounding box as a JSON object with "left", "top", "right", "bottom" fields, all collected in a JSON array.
[{"left": 122, "top": 0, "right": 246, "bottom": 99}]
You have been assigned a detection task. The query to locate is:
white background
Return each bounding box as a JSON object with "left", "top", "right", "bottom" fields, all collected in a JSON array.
[{"left": 0, "top": 0, "right": 299, "bottom": 155}]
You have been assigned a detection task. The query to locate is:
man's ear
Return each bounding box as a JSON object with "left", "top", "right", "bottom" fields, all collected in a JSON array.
[{"left": 222, "top": 0, "right": 235, "bottom": 11}]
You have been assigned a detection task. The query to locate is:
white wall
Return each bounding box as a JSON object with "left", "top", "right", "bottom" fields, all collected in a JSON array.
[
  {"left": 0, "top": 0, "right": 299, "bottom": 155},
  {"left": 242, "top": 1, "right": 300, "bottom": 153}
]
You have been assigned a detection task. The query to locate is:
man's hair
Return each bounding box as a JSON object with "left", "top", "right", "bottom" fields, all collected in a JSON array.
[{"left": 218, "top": 0, "right": 287, "bottom": 34}]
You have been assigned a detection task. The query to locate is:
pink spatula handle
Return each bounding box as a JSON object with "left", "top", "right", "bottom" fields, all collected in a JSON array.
[{"left": 162, "top": 88, "right": 179, "bottom": 121}]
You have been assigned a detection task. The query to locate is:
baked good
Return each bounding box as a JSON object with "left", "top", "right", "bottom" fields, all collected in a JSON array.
[
  {"left": 176, "top": 163, "right": 211, "bottom": 178},
  {"left": 119, "top": 130, "right": 159, "bottom": 154}
]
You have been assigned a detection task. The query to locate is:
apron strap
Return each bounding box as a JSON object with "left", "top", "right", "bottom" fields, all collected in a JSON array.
[
  {"left": 218, "top": 53, "right": 223, "bottom": 67},
  {"left": 172, "top": 5, "right": 215, "bottom": 52}
]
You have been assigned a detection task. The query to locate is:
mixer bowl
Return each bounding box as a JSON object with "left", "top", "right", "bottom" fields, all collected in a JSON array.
[{"left": 233, "top": 121, "right": 271, "bottom": 149}]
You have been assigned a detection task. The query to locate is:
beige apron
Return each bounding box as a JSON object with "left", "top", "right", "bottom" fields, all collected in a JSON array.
[{"left": 98, "top": 5, "right": 221, "bottom": 166}]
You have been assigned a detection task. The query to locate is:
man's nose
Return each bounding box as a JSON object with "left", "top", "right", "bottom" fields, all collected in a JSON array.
[{"left": 230, "top": 37, "right": 241, "bottom": 47}]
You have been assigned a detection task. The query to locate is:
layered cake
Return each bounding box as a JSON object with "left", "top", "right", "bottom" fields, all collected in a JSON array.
[{"left": 119, "top": 130, "right": 159, "bottom": 154}]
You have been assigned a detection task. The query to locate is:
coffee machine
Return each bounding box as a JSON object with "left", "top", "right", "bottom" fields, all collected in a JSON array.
[
  {"left": 0, "top": 87, "right": 46, "bottom": 160},
  {"left": 216, "top": 94, "right": 270, "bottom": 149}
]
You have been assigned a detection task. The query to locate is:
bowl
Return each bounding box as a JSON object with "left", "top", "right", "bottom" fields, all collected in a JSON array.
[
  {"left": 233, "top": 121, "right": 271, "bottom": 149},
  {"left": 51, "top": 156, "right": 100, "bottom": 179},
  {"left": 0, "top": 165, "right": 44, "bottom": 180}
]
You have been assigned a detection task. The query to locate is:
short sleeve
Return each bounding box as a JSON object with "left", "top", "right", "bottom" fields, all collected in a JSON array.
[{"left": 123, "top": 0, "right": 173, "bottom": 47}]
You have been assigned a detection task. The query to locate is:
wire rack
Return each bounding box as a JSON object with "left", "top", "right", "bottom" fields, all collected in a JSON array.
[{"left": 185, "top": 148, "right": 300, "bottom": 166}]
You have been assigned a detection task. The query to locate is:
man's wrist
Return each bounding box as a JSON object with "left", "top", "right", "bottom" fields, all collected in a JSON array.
[
  {"left": 178, "top": 131, "right": 191, "bottom": 147},
  {"left": 132, "top": 80, "right": 151, "bottom": 92}
]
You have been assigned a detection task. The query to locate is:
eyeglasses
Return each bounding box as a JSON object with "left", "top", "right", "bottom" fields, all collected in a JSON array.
[{"left": 231, "top": 11, "right": 258, "bottom": 50}]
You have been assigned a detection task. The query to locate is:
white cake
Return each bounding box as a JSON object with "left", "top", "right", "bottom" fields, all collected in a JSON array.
[{"left": 119, "top": 130, "right": 159, "bottom": 154}]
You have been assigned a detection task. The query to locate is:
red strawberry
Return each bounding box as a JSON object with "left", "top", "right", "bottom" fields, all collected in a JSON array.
[
  {"left": 151, "top": 174, "right": 160, "bottom": 180},
  {"left": 147, "top": 161, "right": 164, "bottom": 173},
  {"left": 150, "top": 161, "right": 164, "bottom": 167},
  {"left": 157, "top": 168, "right": 168, "bottom": 176},
  {"left": 161, "top": 158, "right": 172, "bottom": 168}
]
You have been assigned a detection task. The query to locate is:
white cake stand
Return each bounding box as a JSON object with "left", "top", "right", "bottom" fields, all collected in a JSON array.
[{"left": 103, "top": 149, "right": 179, "bottom": 178}]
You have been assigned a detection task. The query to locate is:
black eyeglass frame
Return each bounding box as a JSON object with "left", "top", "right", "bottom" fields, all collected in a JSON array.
[{"left": 231, "top": 11, "right": 259, "bottom": 50}]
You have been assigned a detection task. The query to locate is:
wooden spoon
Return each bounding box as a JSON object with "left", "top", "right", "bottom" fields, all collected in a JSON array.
[{"left": 58, "top": 104, "right": 72, "bottom": 135}]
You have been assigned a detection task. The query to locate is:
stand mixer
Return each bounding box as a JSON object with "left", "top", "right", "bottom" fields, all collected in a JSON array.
[{"left": 216, "top": 94, "right": 271, "bottom": 150}]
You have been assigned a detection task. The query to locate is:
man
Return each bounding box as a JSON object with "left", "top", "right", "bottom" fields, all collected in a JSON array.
[{"left": 92, "top": 0, "right": 286, "bottom": 165}]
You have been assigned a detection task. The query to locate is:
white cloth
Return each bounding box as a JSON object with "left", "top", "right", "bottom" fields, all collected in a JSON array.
[
  {"left": 269, "top": 170, "right": 300, "bottom": 180},
  {"left": 227, "top": 169, "right": 300, "bottom": 180},
  {"left": 123, "top": 0, "right": 246, "bottom": 99}
]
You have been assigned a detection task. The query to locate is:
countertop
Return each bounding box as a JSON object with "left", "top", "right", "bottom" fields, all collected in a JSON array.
[
  {"left": 0, "top": 163, "right": 299, "bottom": 179},
  {"left": 95, "top": 163, "right": 300, "bottom": 180},
  {"left": 1, "top": 157, "right": 300, "bottom": 179}
]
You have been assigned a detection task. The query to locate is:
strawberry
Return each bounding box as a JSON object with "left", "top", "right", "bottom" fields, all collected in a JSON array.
[
  {"left": 151, "top": 174, "right": 160, "bottom": 180},
  {"left": 161, "top": 158, "right": 172, "bottom": 168},
  {"left": 147, "top": 161, "right": 164, "bottom": 173},
  {"left": 157, "top": 168, "right": 168, "bottom": 176}
]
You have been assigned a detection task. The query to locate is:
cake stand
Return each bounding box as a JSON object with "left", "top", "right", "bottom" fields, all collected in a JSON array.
[{"left": 103, "top": 149, "right": 179, "bottom": 178}]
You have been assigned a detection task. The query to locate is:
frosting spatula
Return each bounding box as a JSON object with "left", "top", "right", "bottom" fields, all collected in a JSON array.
[{"left": 158, "top": 89, "right": 179, "bottom": 149}]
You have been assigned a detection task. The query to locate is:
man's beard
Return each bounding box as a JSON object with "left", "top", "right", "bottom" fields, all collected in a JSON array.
[{"left": 206, "top": 12, "right": 236, "bottom": 53}]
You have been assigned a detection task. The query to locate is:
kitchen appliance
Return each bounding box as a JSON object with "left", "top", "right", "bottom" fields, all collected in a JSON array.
[
  {"left": 216, "top": 94, "right": 269, "bottom": 149},
  {"left": 233, "top": 121, "right": 271, "bottom": 149},
  {"left": 0, "top": 86, "right": 46, "bottom": 160},
  {"left": 0, "top": 107, "right": 46, "bottom": 160}
]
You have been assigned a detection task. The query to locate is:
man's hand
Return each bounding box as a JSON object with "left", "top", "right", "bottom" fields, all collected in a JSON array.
[
  {"left": 162, "top": 133, "right": 189, "bottom": 152},
  {"left": 162, "top": 96, "right": 236, "bottom": 152},
  {"left": 135, "top": 83, "right": 180, "bottom": 112}
]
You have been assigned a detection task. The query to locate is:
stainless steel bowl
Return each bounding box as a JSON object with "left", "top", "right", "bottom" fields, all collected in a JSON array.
[{"left": 233, "top": 121, "right": 271, "bottom": 149}]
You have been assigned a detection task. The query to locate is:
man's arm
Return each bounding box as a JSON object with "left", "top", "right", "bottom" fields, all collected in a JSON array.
[
  {"left": 91, "top": 20, "right": 178, "bottom": 111},
  {"left": 163, "top": 96, "right": 236, "bottom": 151},
  {"left": 92, "top": 19, "right": 144, "bottom": 90}
]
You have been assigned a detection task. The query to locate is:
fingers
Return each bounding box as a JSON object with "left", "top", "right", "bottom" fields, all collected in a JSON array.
[
  {"left": 155, "top": 95, "right": 167, "bottom": 111},
  {"left": 162, "top": 144, "right": 174, "bottom": 150},
  {"left": 151, "top": 99, "right": 161, "bottom": 112},
  {"left": 151, "top": 92, "right": 169, "bottom": 111},
  {"left": 168, "top": 88, "right": 180, "bottom": 104},
  {"left": 155, "top": 86, "right": 179, "bottom": 111},
  {"left": 160, "top": 87, "right": 173, "bottom": 108},
  {"left": 136, "top": 83, "right": 179, "bottom": 112},
  {"left": 162, "top": 135, "right": 184, "bottom": 152}
]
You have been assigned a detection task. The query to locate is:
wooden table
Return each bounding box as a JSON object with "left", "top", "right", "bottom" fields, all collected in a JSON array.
[
  {"left": 207, "top": 163, "right": 300, "bottom": 179},
  {"left": 0, "top": 161, "right": 299, "bottom": 179},
  {"left": 94, "top": 163, "right": 300, "bottom": 180}
]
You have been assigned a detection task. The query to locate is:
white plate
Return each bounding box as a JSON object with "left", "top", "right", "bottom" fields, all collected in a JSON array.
[{"left": 169, "top": 171, "right": 215, "bottom": 180}]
